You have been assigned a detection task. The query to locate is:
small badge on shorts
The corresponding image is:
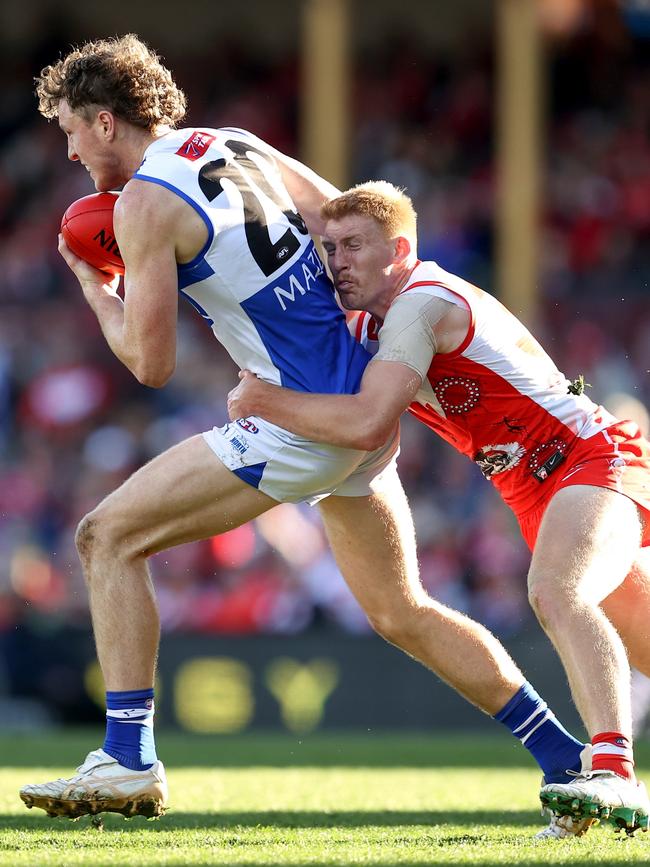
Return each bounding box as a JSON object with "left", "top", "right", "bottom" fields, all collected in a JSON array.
[
  {"left": 237, "top": 419, "right": 259, "bottom": 434},
  {"left": 532, "top": 449, "right": 565, "bottom": 482}
]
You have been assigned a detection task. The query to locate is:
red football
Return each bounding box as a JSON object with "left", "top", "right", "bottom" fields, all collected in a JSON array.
[{"left": 60, "top": 192, "right": 125, "bottom": 276}]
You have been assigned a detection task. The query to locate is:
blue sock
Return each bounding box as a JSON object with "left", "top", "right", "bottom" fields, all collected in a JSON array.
[
  {"left": 103, "top": 688, "right": 157, "bottom": 771},
  {"left": 494, "top": 682, "right": 584, "bottom": 783}
]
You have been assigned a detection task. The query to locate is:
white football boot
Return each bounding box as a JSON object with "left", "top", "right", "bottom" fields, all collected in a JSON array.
[
  {"left": 20, "top": 749, "right": 167, "bottom": 819},
  {"left": 535, "top": 812, "right": 596, "bottom": 839},
  {"left": 541, "top": 768, "right": 650, "bottom": 835},
  {"left": 536, "top": 744, "right": 596, "bottom": 839}
]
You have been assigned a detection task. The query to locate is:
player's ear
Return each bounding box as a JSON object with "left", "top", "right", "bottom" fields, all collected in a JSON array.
[
  {"left": 96, "top": 110, "right": 117, "bottom": 141},
  {"left": 393, "top": 236, "right": 411, "bottom": 263}
]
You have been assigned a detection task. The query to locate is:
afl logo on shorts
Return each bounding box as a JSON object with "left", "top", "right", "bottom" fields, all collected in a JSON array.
[{"left": 237, "top": 418, "right": 259, "bottom": 434}]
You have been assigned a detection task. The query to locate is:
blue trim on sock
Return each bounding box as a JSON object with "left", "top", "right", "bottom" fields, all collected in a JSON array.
[{"left": 494, "top": 682, "right": 584, "bottom": 783}]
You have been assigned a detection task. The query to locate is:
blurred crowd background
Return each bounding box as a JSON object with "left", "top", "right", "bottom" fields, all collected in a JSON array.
[{"left": 1, "top": 1, "right": 648, "bottom": 649}]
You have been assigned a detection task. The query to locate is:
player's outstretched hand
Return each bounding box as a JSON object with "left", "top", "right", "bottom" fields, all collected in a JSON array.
[
  {"left": 58, "top": 234, "right": 120, "bottom": 293},
  {"left": 227, "top": 370, "right": 273, "bottom": 420}
]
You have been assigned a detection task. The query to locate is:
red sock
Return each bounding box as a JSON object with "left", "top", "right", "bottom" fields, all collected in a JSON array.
[{"left": 591, "top": 731, "right": 635, "bottom": 781}]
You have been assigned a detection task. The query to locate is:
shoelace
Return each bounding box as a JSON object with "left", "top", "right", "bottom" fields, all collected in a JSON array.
[{"left": 564, "top": 769, "right": 615, "bottom": 782}]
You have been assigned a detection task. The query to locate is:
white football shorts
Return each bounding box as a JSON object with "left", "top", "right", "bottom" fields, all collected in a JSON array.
[{"left": 203, "top": 416, "right": 400, "bottom": 504}]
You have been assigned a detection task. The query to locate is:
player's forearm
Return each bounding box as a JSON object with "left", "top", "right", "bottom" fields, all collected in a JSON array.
[
  {"left": 236, "top": 383, "right": 382, "bottom": 450},
  {"left": 85, "top": 287, "right": 172, "bottom": 386},
  {"left": 82, "top": 283, "right": 129, "bottom": 360}
]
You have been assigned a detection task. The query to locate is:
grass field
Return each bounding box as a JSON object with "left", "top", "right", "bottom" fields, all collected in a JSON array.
[{"left": 1, "top": 731, "right": 649, "bottom": 866}]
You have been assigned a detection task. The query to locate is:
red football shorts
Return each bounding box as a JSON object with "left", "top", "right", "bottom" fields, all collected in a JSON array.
[{"left": 516, "top": 420, "right": 650, "bottom": 551}]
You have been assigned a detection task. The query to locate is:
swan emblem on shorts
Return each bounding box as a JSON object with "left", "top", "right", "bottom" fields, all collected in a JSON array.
[{"left": 474, "top": 442, "right": 526, "bottom": 479}]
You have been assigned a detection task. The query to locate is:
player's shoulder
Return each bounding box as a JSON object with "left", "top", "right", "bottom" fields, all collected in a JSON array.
[
  {"left": 395, "top": 259, "right": 486, "bottom": 317},
  {"left": 399, "top": 259, "right": 450, "bottom": 294},
  {"left": 389, "top": 262, "right": 445, "bottom": 315},
  {"left": 117, "top": 176, "right": 186, "bottom": 233}
]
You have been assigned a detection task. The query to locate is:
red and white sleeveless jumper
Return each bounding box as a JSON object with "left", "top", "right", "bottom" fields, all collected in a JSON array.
[{"left": 352, "top": 261, "right": 650, "bottom": 548}]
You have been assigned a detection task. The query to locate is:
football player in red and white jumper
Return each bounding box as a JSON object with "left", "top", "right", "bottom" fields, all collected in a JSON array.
[{"left": 228, "top": 181, "right": 650, "bottom": 832}]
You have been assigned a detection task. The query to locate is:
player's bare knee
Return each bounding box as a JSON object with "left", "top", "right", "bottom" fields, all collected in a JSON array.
[
  {"left": 75, "top": 512, "right": 99, "bottom": 569},
  {"left": 75, "top": 506, "right": 129, "bottom": 570},
  {"left": 528, "top": 576, "right": 578, "bottom": 629},
  {"left": 366, "top": 605, "right": 423, "bottom": 647},
  {"left": 365, "top": 610, "right": 394, "bottom": 642},
  {"left": 528, "top": 579, "right": 553, "bottom": 625}
]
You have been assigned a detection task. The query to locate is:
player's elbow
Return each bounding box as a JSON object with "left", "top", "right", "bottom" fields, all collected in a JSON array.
[
  {"left": 357, "top": 432, "right": 390, "bottom": 452},
  {"left": 352, "top": 419, "right": 394, "bottom": 452},
  {"left": 133, "top": 360, "right": 175, "bottom": 388}
]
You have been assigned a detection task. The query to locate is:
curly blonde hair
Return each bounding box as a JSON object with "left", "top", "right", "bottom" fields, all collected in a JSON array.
[
  {"left": 35, "top": 34, "right": 187, "bottom": 131},
  {"left": 321, "top": 181, "right": 417, "bottom": 244}
]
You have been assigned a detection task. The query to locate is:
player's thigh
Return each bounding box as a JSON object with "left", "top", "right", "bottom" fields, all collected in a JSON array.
[
  {"left": 88, "top": 434, "right": 278, "bottom": 556},
  {"left": 601, "top": 547, "right": 650, "bottom": 672},
  {"left": 317, "top": 468, "right": 423, "bottom": 615},
  {"left": 528, "top": 485, "right": 643, "bottom": 604}
]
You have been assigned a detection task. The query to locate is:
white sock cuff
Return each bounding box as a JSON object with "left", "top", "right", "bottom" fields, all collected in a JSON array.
[{"left": 106, "top": 705, "right": 155, "bottom": 721}]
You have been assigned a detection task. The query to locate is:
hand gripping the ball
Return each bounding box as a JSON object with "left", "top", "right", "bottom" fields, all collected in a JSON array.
[{"left": 58, "top": 234, "right": 121, "bottom": 294}]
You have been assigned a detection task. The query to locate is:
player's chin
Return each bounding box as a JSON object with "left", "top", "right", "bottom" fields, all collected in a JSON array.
[
  {"left": 338, "top": 294, "right": 357, "bottom": 311},
  {"left": 91, "top": 172, "right": 118, "bottom": 193}
]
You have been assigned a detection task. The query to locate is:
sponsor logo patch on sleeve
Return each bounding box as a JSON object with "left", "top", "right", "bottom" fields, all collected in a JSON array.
[{"left": 176, "top": 131, "right": 217, "bottom": 161}]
